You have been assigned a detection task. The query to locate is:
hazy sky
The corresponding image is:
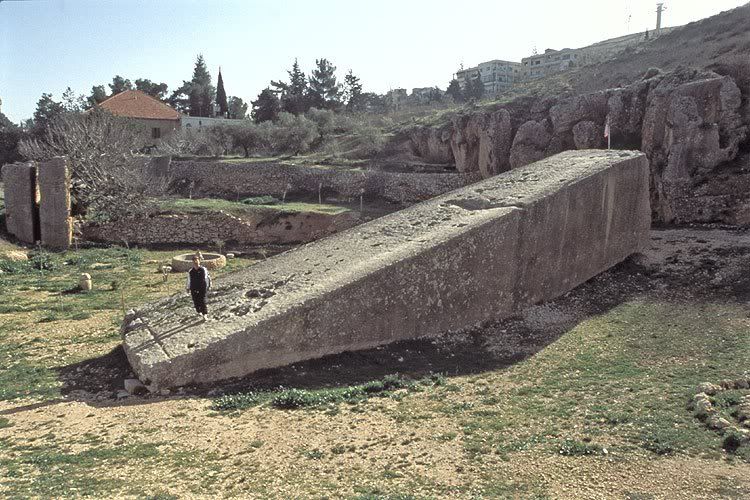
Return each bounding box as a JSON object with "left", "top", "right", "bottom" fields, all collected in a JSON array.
[{"left": 1, "top": 0, "right": 747, "bottom": 122}]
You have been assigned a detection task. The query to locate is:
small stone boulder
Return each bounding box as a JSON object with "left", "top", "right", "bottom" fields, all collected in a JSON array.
[
  {"left": 124, "top": 378, "right": 148, "bottom": 396},
  {"left": 0, "top": 250, "right": 28, "bottom": 262},
  {"left": 79, "top": 273, "right": 92, "bottom": 292}
]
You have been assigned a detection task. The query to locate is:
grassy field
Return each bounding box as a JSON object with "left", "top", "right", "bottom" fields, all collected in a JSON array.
[
  {"left": 158, "top": 197, "right": 352, "bottom": 216},
  {"left": 0, "top": 229, "right": 749, "bottom": 498}
]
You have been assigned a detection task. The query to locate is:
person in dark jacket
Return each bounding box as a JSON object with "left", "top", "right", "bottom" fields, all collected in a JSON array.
[{"left": 186, "top": 255, "right": 211, "bottom": 319}]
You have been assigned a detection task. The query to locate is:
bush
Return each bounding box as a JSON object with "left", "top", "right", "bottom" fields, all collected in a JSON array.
[
  {"left": 723, "top": 430, "right": 745, "bottom": 453},
  {"left": 19, "top": 108, "right": 169, "bottom": 221},
  {"left": 558, "top": 439, "right": 603, "bottom": 456},
  {"left": 210, "top": 392, "right": 260, "bottom": 411},
  {"left": 241, "top": 196, "right": 278, "bottom": 206},
  {"left": 270, "top": 112, "right": 318, "bottom": 155}
]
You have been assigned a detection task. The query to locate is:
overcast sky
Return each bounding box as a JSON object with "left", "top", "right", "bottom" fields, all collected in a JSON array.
[{"left": 1, "top": 0, "right": 747, "bottom": 122}]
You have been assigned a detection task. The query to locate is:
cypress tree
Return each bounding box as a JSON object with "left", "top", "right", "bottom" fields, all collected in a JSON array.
[{"left": 216, "top": 68, "right": 228, "bottom": 117}]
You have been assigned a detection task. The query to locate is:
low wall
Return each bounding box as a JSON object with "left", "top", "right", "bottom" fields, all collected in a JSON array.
[
  {"left": 122, "top": 150, "right": 651, "bottom": 388},
  {"left": 170, "top": 160, "right": 481, "bottom": 203},
  {"left": 1, "top": 162, "right": 38, "bottom": 244},
  {"left": 81, "top": 208, "right": 359, "bottom": 246}
]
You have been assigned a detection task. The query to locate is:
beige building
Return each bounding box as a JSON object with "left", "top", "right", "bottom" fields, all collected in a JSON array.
[{"left": 456, "top": 60, "right": 523, "bottom": 96}]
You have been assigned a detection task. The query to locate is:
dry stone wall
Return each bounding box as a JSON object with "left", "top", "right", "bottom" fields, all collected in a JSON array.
[
  {"left": 122, "top": 150, "right": 650, "bottom": 388},
  {"left": 81, "top": 208, "right": 359, "bottom": 246},
  {"left": 170, "top": 160, "right": 480, "bottom": 204}
]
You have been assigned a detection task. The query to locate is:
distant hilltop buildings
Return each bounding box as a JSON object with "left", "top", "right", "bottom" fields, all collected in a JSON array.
[{"left": 455, "top": 27, "right": 676, "bottom": 97}]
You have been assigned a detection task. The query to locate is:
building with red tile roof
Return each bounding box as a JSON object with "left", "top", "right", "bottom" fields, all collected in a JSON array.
[{"left": 98, "top": 90, "right": 180, "bottom": 140}]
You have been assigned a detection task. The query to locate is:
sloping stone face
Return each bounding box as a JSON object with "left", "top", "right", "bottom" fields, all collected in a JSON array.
[
  {"left": 122, "top": 150, "right": 650, "bottom": 388},
  {"left": 1, "top": 162, "right": 38, "bottom": 244},
  {"left": 38, "top": 157, "right": 72, "bottom": 249}
]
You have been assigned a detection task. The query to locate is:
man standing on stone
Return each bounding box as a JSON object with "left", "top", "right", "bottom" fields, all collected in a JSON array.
[{"left": 186, "top": 255, "right": 211, "bottom": 320}]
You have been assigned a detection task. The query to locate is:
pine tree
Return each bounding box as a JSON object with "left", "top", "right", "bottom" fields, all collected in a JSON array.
[
  {"left": 271, "top": 59, "right": 309, "bottom": 115},
  {"left": 446, "top": 79, "right": 463, "bottom": 102},
  {"left": 251, "top": 88, "right": 280, "bottom": 123},
  {"left": 227, "top": 96, "right": 248, "bottom": 119},
  {"left": 135, "top": 79, "right": 169, "bottom": 100},
  {"left": 88, "top": 85, "right": 108, "bottom": 106},
  {"left": 31, "top": 93, "right": 64, "bottom": 136},
  {"left": 343, "top": 70, "right": 363, "bottom": 112},
  {"left": 308, "top": 58, "right": 341, "bottom": 110},
  {"left": 216, "top": 68, "right": 228, "bottom": 117},
  {"left": 109, "top": 75, "right": 133, "bottom": 95},
  {"left": 188, "top": 54, "right": 215, "bottom": 117}
]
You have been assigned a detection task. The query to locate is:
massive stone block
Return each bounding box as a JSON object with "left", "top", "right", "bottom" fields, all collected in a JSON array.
[
  {"left": 38, "top": 157, "right": 72, "bottom": 249},
  {"left": 1, "top": 162, "right": 38, "bottom": 244},
  {"left": 123, "top": 150, "right": 651, "bottom": 388}
]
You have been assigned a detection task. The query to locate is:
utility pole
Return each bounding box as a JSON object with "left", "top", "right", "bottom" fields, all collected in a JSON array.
[{"left": 656, "top": 3, "right": 667, "bottom": 36}]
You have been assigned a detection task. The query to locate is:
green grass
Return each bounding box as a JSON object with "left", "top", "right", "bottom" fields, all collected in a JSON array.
[
  {"left": 0, "top": 441, "right": 223, "bottom": 498},
  {"left": 0, "top": 244, "right": 255, "bottom": 402},
  {"left": 158, "top": 197, "right": 351, "bottom": 216},
  {"left": 211, "top": 373, "right": 443, "bottom": 412}
]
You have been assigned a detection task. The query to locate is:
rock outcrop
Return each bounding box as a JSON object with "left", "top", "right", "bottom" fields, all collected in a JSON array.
[{"left": 406, "top": 66, "right": 750, "bottom": 224}]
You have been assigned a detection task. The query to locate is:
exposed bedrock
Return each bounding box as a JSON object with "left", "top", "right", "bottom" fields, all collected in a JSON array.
[
  {"left": 407, "top": 67, "right": 750, "bottom": 224},
  {"left": 122, "top": 150, "right": 650, "bottom": 388}
]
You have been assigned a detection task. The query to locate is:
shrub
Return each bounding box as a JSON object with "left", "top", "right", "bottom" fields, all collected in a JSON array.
[
  {"left": 270, "top": 112, "right": 318, "bottom": 155},
  {"left": 210, "top": 392, "right": 261, "bottom": 411},
  {"left": 19, "top": 108, "right": 170, "bottom": 221},
  {"left": 723, "top": 430, "right": 745, "bottom": 453},
  {"left": 558, "top": 439, "right": 603, "bottom": 456},
  {"left": 306, "top": 108, "right": 336, "bottom": 136},
  {"left": 241, "top": 196, "right": 279, "bottom": 206}
]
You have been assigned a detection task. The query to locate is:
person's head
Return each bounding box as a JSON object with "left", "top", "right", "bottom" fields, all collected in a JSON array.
[{"left": 192, "top": 255, "right": 201, "bottom": 269}]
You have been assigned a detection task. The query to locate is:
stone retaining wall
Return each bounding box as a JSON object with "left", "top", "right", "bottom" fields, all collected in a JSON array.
[
  {"left": 81, "top": 208, "right": 359, "bottom": 246},
  {"left": 122, "top": 150, "right": 651, "bottom": 388},
  {"left": 170, "top": 160, "right": 481, "bottom": 203}
]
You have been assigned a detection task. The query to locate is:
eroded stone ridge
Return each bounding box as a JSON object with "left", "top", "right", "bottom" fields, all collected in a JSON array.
[{"left": 123, "top": 150, "right": 651, "bottom": 388}]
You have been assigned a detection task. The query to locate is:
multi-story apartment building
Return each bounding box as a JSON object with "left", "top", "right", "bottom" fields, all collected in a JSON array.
[
  {"left": 521, "top": 48, "right": 581, "bottom": 79},
  {"left": 455, "top": 59, "right": 523, "bottom": 96}
]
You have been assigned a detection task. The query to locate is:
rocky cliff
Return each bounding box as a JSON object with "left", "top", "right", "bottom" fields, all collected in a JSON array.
[{"left": 406, "top": 65, "right": 750, "bottom": 224}]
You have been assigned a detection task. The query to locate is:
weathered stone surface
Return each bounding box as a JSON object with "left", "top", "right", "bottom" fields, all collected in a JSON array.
[
  {"left": 450, "top": 114, "right": 481, "bottom": 173},
  {"left": 573, "top": 121, "right": 605, "bottom": 149},
  {"left": 477, "top": 109, "right": 513, "bottom": 177},
  {"left": 0, "top": 251, "right": 29, "bottom": 262},
  {"left": 408, "top": 126, "right": 454, "bottom": 164},
  {"left": 81, "top": 208, "right": 359, "bottom": 247},
  {"left": 38, "top": 157, "right": 72, "bottom": 249},
  {"left": 1, "top": 162, "right": 38, "bottom": 244},
  {"left": 509, "top": 121, "right": 551, "bottom": 169},
  {"left": 122, "top": 150, "right": 651, "bottom": 388}
]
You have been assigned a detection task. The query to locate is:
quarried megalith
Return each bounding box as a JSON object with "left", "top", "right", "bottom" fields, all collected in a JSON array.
[
  {"left": 38, "top": 156, "right": 72, "bottom": 249},
  {"left": 1, "top": 162, "right": 38, "bottom": 244},
  {"left": 122, "top": 150, "right": 651, "bottom": 388}
]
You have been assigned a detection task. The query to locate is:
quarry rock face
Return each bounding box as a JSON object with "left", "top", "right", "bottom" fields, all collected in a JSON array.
[
  {"left": 573, "top": 121, "right": 604, "bottom": 149},
  {"left": 408, "top": 126, "right": 454, "bottom": 164},
  {"left": 408, "top": 67, "right": 750, "bottom": 224},
  {"left": 509, "top": 120, "right": 551, "bottom": 169},
  {"left": 122, "top": 150, "right": 650, "bottom": 388}
]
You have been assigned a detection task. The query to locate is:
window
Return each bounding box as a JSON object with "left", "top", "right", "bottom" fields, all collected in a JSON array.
[
  {"left": 151, "top": 127, "right": 161, "bottom": 139},
  {"left": 535, "top": 60, "right": 541, "bottom": 65}
]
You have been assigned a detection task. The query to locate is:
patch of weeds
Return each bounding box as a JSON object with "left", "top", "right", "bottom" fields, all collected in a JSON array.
[
  {"left": 434, "top": 432, "right": 457, "bottom": 442},
  {"left": 143, "top": 492, "right": 180, "bottom": 500},
  {"left": 331, "top": 444, "right": 356, "bottom": 455},
  {"left": 0, "top": 416, "right": 12, "bottom": 428},
  {"left": 210, "top": 392, "right": 262, "bottom": 411},
  {"left": 722, "top": 430, "right": 745, "bottom": 453},
  {"left": 0, "top": 337, "right": 59, "bottom": 401},
  {"left": 639, "top": 429, "right": 679, "bottom": 456},
  {"left": 242, "top": 195, "right": 279, "bottom": 206},
  {"left": 300, "top": 448, "right": 325, "bottom": 460},
  {"left": 558, "top": 439, "right": 604, "bottom": 456}
]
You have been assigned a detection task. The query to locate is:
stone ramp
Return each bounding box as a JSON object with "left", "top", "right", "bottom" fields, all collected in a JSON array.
[{"left": 123, "top": 150, "right": 650, "bottom": 388}]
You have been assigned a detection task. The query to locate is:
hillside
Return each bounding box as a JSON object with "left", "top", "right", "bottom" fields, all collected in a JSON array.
[{"left": 569, "top": 3, "right": 750, "bottom": 93}]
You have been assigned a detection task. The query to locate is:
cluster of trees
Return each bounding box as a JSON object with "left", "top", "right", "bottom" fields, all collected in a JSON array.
[
  {"left": 250, "top": 59, "right": 384, "bottom": 123},
  {"left": 446, "top": 77, "right": 485, "bottom": 103},
  {"left": 159, "top": 107, "right": 386, "bottom": 160}
]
